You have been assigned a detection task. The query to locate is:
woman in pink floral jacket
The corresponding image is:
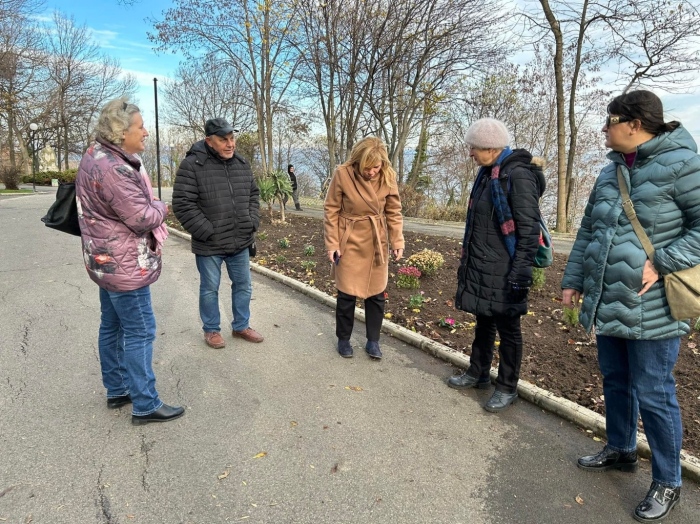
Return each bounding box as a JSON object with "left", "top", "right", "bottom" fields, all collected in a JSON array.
[{"left": 75, "top": 98, "right": 184, "bottom": 425}]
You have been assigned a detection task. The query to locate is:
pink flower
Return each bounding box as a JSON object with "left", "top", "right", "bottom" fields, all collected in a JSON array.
[{"left": 398, "top": 266, "right": 422, "bottom": 278}]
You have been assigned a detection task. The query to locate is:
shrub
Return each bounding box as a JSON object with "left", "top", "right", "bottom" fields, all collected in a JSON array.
[
  {"left": 301, "top": 260, "right": 316, "bottom": 271},
  {"left": 21, "top": 168, "right": 77, "bottom": 185},
  {"left": 406, "top": 249, "right": 444, "bottom": 277},
  {"left": 408, "top": 293, "right": 424, "bottom": 309},
  {"left": 1, "top": 166, "right": 22, "bottom": 190},
  {"left": 278, "top": 237, "right": 290, "bottom": 248},
  {"left": 563, "top": 307, "right": 579, "bottom": 327},
  {"left": 396, "top": 266, "right": 421, "bottom": 289},
  {"left": 531, "top": 267, "right": 546, "bottom": 291},
  {"left": 257, "top": 231, "right": 268, "bottom": 241},
  {"left": 303, "top": 244, "right": 315, "bottom": 256}
]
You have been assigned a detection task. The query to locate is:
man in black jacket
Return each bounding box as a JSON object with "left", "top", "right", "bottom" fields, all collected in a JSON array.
[
  {"left": 172, "top": 118, "right": 263, "bottom": 349},
  {"left": 285, "top": 164, "right": 302, "bottom": 211}
]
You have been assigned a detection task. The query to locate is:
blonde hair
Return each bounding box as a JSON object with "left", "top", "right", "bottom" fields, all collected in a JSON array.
[
  {"left": 94, "top": 97, "right": 140, "bottom": 145},
  {"left": 344, "top": 136, "right": 397, "bottom": 188}
]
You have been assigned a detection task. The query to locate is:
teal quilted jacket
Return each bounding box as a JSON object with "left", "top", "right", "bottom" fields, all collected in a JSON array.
[{"left": 562, "top": 125, "right": 700, "bottom": 339}]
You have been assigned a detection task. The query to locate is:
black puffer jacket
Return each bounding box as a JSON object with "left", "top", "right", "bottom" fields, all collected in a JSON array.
[
  {"left": 456, "top": 149, "right": 545, "bottom": 317},
  {"left": 172, "top": 140, "right": 260, "bottom": 256}
]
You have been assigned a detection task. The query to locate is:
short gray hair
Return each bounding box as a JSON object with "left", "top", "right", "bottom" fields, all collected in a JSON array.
[{"left": 94, "top": 97, "right": 140, "bottom": 145}]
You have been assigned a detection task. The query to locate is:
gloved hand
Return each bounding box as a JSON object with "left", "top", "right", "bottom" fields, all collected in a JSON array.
[{"left": 508, "top": 280, "right": 531, "bottom": 302}]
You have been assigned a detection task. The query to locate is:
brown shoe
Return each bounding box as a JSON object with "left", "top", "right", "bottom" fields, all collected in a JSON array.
[
  {"left": 232, "top": 327, "right": 264, "bottom": 343},
  {"left": 204, "top": 331, "right": 226, "bottom": 349}
]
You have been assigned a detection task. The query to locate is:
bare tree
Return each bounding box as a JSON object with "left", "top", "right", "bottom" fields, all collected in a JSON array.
[
  {"left": 149, "top": 0, "right": 301, "bottom": 173},
  {"left": 0, "top": 0, "right": 46, "bottom": 170},
  {"left": 162, "top": 57, "right": 257, "bottom": 144},
  {"left": 45, "top": 12, "right": 137, "bottom": 168},
  {"left": 531, "top": 0, "right": 700, "bottom": 231}
]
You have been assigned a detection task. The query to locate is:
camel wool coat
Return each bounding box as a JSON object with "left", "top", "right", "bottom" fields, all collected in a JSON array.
[{"left": 324, "top": 165, "right": 405, "bottom": 299}]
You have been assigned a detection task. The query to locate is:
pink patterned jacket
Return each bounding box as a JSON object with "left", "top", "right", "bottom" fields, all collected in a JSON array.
[{"left": 75, "top": 138, "right": 167, "bottom": 292}]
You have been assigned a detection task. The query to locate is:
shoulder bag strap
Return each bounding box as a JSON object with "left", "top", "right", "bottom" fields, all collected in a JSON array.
[{"left": 616, "top": 165, "right": 655, "bottom": 260}]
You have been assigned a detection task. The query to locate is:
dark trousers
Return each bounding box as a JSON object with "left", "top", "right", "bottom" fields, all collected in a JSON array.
[
  {"left": 466, "top": 314, "right": 523, "bottom": 394},
  {"left": 336, "top": 290, "right": 385, "bottom": 342}
]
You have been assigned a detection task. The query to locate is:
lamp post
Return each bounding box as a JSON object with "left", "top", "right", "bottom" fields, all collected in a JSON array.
[{"left": 29, "top": 123, "right": 38, "bottom": 192}]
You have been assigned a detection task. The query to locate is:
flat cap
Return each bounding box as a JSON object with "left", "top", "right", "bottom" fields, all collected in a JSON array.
[{"left": 205, "top": 118, "right": 238, "bottom": 137}]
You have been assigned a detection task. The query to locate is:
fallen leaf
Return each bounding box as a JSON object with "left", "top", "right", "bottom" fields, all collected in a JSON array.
[
  {"left": 290, "top": 421, "right": 298, "bottom": 427},
  {"left": 253, "top": 452, "right": 267, "bottom": 459},
  {"left": 331, "top": 463, "right": 339, "bottom": 473},
  {"left": 345, "top": 386, "right": 363, "bottom": 392},
  {"left": 384, "top": 313, "right": 393, "bottom": 319},
  {"left": 593, "top": 436, "right": 602, "bottom": 442},
  {"left": 575, "top": 494, "right": 584, "bottom": 505},
  {"left": 218, "top": 470, "right": 230, "bottom": 480}
]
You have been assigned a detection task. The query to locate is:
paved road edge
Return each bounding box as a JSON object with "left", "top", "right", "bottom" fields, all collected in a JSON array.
[{"left": 167, "top": 226, "right": 700, "bottom": 483}]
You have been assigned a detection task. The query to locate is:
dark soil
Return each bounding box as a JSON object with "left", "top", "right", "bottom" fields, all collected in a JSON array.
[{"left": 166, "top": 211, "right": 700, "bottom": 458}]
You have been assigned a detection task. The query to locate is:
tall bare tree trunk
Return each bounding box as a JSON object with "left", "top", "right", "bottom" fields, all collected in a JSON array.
[{"left": 539, "top": 0, "right": 567, "bottom": 233}]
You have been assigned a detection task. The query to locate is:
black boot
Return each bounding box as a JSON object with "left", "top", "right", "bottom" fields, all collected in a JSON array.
[
  {"left": 577, "top": 445, "right": 638, "bottom": 472},
  {"left": 447, "top": 371, "right": 491, "bottom": 390},
  {"left": 295, "top": 203, "right": 303, "bottom": 211},
  {"left": 633, "top": 482, "right": 680, "bottom": 522}
]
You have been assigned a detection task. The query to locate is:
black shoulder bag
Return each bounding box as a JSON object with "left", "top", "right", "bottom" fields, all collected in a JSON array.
[{"left": 41, "top": 182, "right": 81, "bottom": 236}]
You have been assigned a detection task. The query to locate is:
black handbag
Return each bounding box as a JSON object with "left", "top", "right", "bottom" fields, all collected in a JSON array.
[{"left": 41, "top": 182, "right": 81, "bottom": 236}]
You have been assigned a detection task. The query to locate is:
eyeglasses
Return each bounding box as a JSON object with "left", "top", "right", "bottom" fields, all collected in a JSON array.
[{"left": 605, "top": 115, "right": 632, "bottom": 127}]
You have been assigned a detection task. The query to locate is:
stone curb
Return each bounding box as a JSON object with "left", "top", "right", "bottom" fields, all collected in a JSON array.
[{"left": 166, "top": 226, "right": 700, "bottom": 483}]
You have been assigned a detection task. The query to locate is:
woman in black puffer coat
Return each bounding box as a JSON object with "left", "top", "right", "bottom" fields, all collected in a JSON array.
[{"left": 448, "top": 118, "right": 545, "bottom": 413}]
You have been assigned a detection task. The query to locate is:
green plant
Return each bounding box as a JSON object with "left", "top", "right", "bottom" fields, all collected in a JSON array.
[
  {"left": 563, "top": 307, "right": 579, "bottom": 327},
  {"left": 396, "top": 266, "right": 421, "bottom": 289},
  {"left": 406, "top": 249, "right": 445, "bottom": 277},
  {"left": 303, "top": 244, "right": 315, "bottom": 256},
  {"left": 256, "top": 177, "right": 277, "bottom": 219},
  {"left": 408, "top": 293, "right": 424, "bottom": 309},
  {"left": 531, "top": 267, "right": 546, "bottom": 291},
  {"left": 301, "top": 260, "right": 317, "bottom": 271},
  {"left": 275, "top": 254, "right": 287, "bottom": 264},
  {"left": 257, "top": 231, "right": 268, "bottom": 241},
  {"left": 694, "top": 317, "right": 700, "bottom": 331},
  {"left": 278, "top": 237, "right": 290, "bottom": 248}
]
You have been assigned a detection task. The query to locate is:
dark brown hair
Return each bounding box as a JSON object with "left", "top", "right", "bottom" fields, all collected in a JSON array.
[{"left": 607, "top": 90, "right": 679, "bottom": 136}]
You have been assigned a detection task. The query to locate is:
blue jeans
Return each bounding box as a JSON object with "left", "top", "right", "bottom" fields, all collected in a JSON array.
[
  {"left": 596, "top": 335, "right": 682, "bottom": 487},
  {"left": 196, "top": 250, "right": 252, "bottom": 333},
  {"left": 99, "top": 286, "right": 163, "bottom": 416}
]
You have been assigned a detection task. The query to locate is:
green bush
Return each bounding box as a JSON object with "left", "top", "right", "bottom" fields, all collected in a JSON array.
[
  {"left": 275, "top": 254, "right": 287, "bottom": 264},
  {"left": 694, "top": 318, "right": 700, "bottom": 332},
  {"left": 301, "top": 260, "right": 316, "bottom": 271},
  {"left": 257, "top": 231, "right": 268, "bottom": 241},
  {"left": 406, "top": 249, "right": 445, "bottom": 277},
  {"left": 408, "top": 293, "right": 424, "bottom": 309},
  {"left": 21, "top": 168, "right": 77, "bottom": 185},
  {"left": 563, "top": 307, "right": 579, "bottom": 327},
  {"left": 303, "top": 245, "right": 315, "bottom": 256},
  {"left": 278, "top": 237, "right": 290, "bottom": 248},
  {"left": 531, "top": 267, "right": 546, "bottom": 291}
]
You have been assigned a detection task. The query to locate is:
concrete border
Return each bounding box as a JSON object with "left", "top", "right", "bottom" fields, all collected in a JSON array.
[{"left": 166, "top": 226, "right": 700, "bottom": 482}]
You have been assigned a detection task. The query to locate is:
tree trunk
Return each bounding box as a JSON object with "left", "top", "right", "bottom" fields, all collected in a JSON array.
[{"left": 539, "top": 0, "right": 567, "bottom": 232}]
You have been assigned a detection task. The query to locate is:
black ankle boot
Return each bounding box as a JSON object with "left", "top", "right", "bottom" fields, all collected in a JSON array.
[
  {"left": 633, "top": 482, "right": 680, "bottom": 522},
  {"left": 577, "top": 445, "right": 638, "bottom": 472}
]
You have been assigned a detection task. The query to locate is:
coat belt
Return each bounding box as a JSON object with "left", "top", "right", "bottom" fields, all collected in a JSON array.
[{"left": 339, "top": 211, "right": 387, "bottom": 266}]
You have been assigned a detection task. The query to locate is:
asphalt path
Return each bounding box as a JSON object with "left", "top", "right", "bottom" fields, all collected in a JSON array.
[{"left": 1, "top": 193, "right": 698, "bottom": 523}]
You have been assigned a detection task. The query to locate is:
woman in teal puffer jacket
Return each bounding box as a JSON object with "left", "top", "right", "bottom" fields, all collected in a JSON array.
[{"left": 562, "top": 90, "right": 700, "bottom": 523}]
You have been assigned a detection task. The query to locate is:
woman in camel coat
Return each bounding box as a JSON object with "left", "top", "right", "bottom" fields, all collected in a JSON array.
[{"left": 324, "top": 137, "right": 405, "bottom": 360}]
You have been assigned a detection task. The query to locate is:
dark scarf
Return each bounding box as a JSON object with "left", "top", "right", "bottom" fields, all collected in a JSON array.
[{"left": 462, "top": 147, "right": 515, "bottom": 259}]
